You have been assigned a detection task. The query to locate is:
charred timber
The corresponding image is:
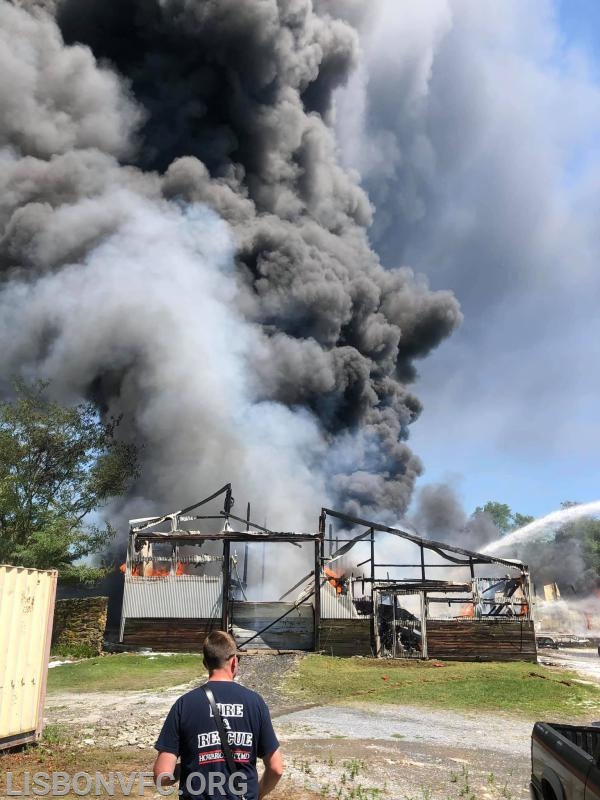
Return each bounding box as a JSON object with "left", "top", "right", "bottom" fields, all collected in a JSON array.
[{"left": 133, "top": 531, "right": 322, "bottom": 543}]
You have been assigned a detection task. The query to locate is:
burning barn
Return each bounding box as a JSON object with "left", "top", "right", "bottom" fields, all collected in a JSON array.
[
  {"left": 119, "top": 485, "right": 322, "bottom": 651},
  {"left": 119, "top": 486, "right": 536, "bottom": 661},
  {"left": 318, "top": 508, "right": 536, "bottom": 662}
]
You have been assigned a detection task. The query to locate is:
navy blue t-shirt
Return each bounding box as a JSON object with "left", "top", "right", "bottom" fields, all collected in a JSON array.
[{"left": 155, "top": 681, "right": 279, "bottom": 800}]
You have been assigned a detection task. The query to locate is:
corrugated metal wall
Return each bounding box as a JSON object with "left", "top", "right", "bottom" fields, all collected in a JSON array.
[
  {"left": 320, "top": 582, "right": 357, "bottom": 619},
  {"left": 232, "top": 601, "right": 314, "bottom": 650},
  {"left": 121, "top": 575, "right": 223, "bottom": 619},
  {"left": 0, "top": 565, "right": 57, "bottom": 748}
]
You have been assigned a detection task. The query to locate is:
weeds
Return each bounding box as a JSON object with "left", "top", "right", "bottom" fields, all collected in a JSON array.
[
  {"left": 41, "top": 723, "right": 70, "bottom": 745},
  {"left": 52, "top": 643, "right": 98, "bottom": 660}
]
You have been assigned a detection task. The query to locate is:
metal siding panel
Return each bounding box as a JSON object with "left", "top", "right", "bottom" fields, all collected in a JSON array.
[
  {"left": 320, "top": 582, "right": 357, "bottom": 619},
  {"left": 122, "top": 575, "right": 223, "bottom": 619},
  {"left": 0, "top": 566, "right": 57, "bottom": 747},
  {"left": 232, "top": 601, "right": 314, "bottom": 650}
]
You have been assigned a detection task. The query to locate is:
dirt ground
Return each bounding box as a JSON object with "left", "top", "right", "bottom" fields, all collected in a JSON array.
[
  {"left": 2, "top": 649, "right": 594, "bottom": 799},
  {"left": 33, "top": 652, "right": 543, "bottom": 799}
]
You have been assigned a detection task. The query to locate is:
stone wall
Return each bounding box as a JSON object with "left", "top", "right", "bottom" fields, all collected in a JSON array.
[{"left": 52, "top": 596, "right": 108, "bottom": 655}]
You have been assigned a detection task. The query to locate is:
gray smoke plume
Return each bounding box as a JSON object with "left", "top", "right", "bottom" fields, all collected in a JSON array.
[
  {"left": 411, "top": 483, "right": 600, "bottom": 598},
  {"left": 0, "top": 0, "right": 460, "bottom": 530},
  {"left": 411, "top": 483, "right": 498, "bottom": 552}
]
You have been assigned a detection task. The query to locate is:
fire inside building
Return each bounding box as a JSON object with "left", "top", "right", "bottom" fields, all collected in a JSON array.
[{"left": 119, "top": 484, "right": 536, "bottom": 661}]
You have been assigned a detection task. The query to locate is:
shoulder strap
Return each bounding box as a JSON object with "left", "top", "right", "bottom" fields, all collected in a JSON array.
[{"left": 201, "top": 685, "right": 237, "bottom": 775}]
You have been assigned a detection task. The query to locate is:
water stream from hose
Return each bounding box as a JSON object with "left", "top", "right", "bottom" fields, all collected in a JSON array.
[{"left": 483, "top": 500, "right": 600, "bottom": 554}]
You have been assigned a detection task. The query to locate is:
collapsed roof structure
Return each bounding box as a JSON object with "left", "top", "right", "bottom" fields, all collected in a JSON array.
[{"left": 119, "top": 485, "right": 536, "bottom": 661}]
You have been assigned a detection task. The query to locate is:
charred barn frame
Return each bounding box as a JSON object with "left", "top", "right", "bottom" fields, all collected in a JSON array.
[
  {"left": 318, "top": 508, "right": 536, "bottom": 662},
  {"left": 119, "top": 486, "right": 536, "bottom": 661},
  {"left": 119, "top": 485, "right": 323, "bottom": 651}
]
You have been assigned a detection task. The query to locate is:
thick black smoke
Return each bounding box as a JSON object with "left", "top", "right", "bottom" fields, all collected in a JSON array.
[{"left": 0, "top": 0, "right": 460, "bottom": 524}]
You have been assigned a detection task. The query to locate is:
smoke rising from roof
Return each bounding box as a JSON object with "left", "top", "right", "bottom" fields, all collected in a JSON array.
[
  {"left": 0, "top": 0, "right": 461, "bottom": 529},
  {"left": 411, "top": 484, "right": 600, "bottom": 597},
  {"left": 411, "top": 483, "right": 498, "bottom": 553}
]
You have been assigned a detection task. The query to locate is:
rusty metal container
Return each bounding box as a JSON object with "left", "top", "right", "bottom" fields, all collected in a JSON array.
[{"left": 0, "top": 565, "right": 57, "bottom": 750}]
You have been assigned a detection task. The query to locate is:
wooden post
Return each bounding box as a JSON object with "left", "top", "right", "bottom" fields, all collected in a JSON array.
[
  {"left": 392, "top": 593, "right": 397, "bottom": 658},
  {"left": 314, "top": 539, "right": 321, "bottom": 652},
  {"left": 243, "top": 503, "right": 250, "bottom": 587},
  {"left": 373, "top": 589, "right": 381, "bottom": 656},
  {"left": 420, "top": 544, "right": 426, "bottom": 582},
  {"left": 526, "top": 570, "right": 534, "bottom": 621},
  {"left": 222, "top": 541, "right": 231, "bottom": 631},
  {"left": 370, "top": 528, "right": 376, "bottom": 654},
  {"left": 141, "top": 541, "right": 153, "bottom": 577},
  {"left": 420, "top": 591, "right": 428, "bottom": 659}
]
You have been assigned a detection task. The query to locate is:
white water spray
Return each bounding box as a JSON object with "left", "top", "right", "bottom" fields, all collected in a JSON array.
[{"left": 483, "top": 501, "right": 600, "bottom": 554}]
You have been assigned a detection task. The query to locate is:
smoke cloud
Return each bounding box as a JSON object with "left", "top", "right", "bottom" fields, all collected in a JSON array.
[
  {"left": 333, "top": 0, "right": 600, "bottom": 507},
  {"left": 411, "top": 483, "right": 499, "bottom": 552},
  {"left": 411, "top": 483, "right": 600, "bottom": 598},
  {"left": 0, "top": 0, "right": 461, "bottom": 533}
]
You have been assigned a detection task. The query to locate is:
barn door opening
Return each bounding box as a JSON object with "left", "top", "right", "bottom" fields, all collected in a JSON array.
[
  {"left": 231, "top": 601, "right": 315, "bottom": 650},
  {"left": 375, "top": 590, "right": 427, "bottom": 659}
]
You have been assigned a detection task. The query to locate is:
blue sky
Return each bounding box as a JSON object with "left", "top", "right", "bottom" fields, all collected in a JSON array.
[
  {"left": 411, "top": 1, "right": 600, "bottom": 519},
  {"left": 337, "top": 0, "right": 600, "bottom": 522},
  {"left": 558, "top": 0, "right": 600, "bottom": 73}
]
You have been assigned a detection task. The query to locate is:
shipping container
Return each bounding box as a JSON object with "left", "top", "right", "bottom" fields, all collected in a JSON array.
[{"left": 0, "top": 565, "right": 57, "bottom": 750}]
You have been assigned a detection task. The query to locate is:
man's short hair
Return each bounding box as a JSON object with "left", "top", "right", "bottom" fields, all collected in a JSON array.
[{"left": 203, "top": 630, "right": 242, "bottom": 670}]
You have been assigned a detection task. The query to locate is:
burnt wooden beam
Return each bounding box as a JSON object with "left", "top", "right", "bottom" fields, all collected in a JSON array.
[
  {"left": 220, "top": 512, "right": 303, "bottom": 546},
  {"left": 133, "top": 484, "right": 232, "bottom": 532},
  {"left": 135, "top": 531, "right": 322, "bottom": 543},
  {"left": 221, "top": 540, "right": 231, "bottom": 631},
  {"left": 314, "top": 540, "right": 321, "bottom": 652},
  {"left": 369, "top": 528, "right": 376, "bottom": 654},
  {"left": 278, "top": 570, "right": 314, "bottom": 601},
  {"left": 322, "top": 507, "right": 525, "bottom": 570}
]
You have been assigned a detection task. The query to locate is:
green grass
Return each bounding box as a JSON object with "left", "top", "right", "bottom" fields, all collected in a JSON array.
[
  {"left": 288, "top": 655, "right": 600, "bottom": 719},
  {"left": 45, "top": 651, "right": 600, "bottom": 720},
  {"left": 47, "top": 653, "right": 206, "bottom": 692}
]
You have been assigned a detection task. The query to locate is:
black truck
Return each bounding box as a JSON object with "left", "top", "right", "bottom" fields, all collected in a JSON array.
[{"left": 531, "top": 722, "right": 600, "bottom": 799}]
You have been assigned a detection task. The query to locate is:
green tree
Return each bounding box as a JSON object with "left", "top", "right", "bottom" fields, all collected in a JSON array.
[
  {"left": 474, "top": 501, "right": 513, "bottom": 534},
  {"left": 0, "top": 381, "right": 137, "bottom": 581},
  {"left": 556, "top": 502, "right": 600, "bottom": 581},
  {"left": 513, "top": 512, "right": 535, "bottom": 529},
  {"left": 473, "top": 501, "right": 534, "bottom": 535}
]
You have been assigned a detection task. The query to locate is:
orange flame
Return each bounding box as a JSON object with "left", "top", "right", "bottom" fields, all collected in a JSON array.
[
  {"left": 120, "top": 562, "right": 186, "bottom": 577},
  {"left": 324, "top": 565, "right": 345, "bottom": 594}
]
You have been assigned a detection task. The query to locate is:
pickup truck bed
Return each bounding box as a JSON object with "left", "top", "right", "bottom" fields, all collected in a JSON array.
[{"left": 531, "top": 722, "right": 600, "bottom": 799}]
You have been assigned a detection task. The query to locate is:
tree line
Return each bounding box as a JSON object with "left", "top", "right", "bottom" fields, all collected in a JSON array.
[
  {"left": 476, "top": 500, "right": 600, "bottom": 593},
  {"left": 0, "top": 381, "right": 137, "bottom": 582}
]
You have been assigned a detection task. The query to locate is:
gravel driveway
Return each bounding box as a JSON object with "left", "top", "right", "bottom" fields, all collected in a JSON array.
[{"left": 44, "top": 652, "right": 542, "bottom": 798}]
